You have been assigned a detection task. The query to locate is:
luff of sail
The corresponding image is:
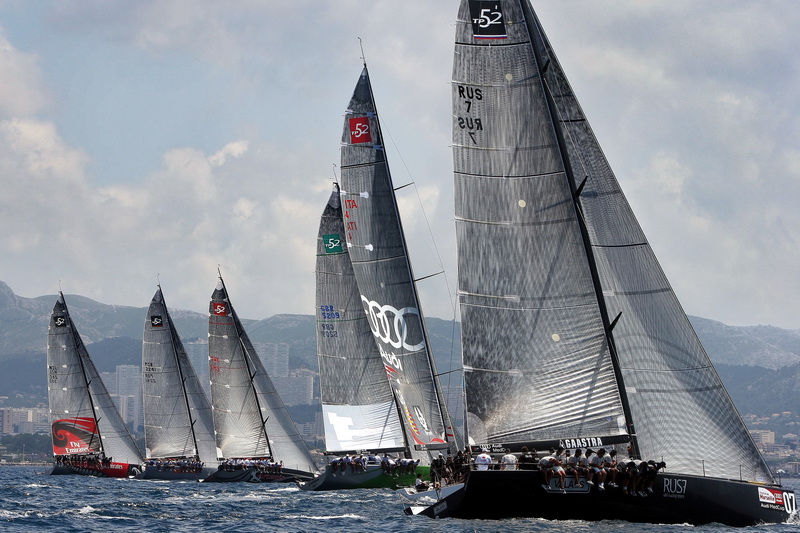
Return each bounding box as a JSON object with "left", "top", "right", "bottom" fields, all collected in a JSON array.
[
  {"left": 339, "top": 66, "right": 452, "bottom": 457},
  {"left": 142, "top": 286, "right": 218, "bottom": 466},
  {"left": 315, "top": 183, "right": 406, "bottom": 453},
  {"left": 47, "top": 293, "right": 143, "bottom": 466},
  {"left": 518, "top": 3, "right": 773, "bottom": 483},
  {"left": 453, "top": 0, "right": 628, "bottom": 448},
  {"left": 208, "top": 278, "right": 318, "bottom": 473}
]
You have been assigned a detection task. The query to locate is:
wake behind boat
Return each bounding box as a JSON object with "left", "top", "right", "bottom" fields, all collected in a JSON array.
[
  {"left": 410, "top": 0, "right": 796, "bottom": 526},
  {"left": 47, "top": 292, "right": 144, "bottom": 478}
]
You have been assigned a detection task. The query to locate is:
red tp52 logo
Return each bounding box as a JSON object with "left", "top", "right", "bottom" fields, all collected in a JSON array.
[{"left": 349, "top": 117, "right": 371, "bottom": 144}]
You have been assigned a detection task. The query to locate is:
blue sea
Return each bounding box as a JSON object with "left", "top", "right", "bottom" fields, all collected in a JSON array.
[{"left": 1, "top": 466, "right": 798, "bottom": 532}]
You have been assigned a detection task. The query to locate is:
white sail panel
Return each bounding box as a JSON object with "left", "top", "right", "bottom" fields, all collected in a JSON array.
[{"left": 322, "top": 403, "right": 406, "bottom": 452}]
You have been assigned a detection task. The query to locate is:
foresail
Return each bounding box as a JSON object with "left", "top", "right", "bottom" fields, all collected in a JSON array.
[
  {"left": 316, "top": 184, "right": 406, "bottom": 453},
  {"left": 340, "top": 67, "right": 451, "bottom": 457},
  {"left": 453, "top": 0, "right": 628, "bottom": 447},
  {"left": 242, "top": 331, "right": 319, "bottom": 473},
  {"left": 143, "top": 287, "right": 218, "bottom": 465},
  {"left": 520, "top": 3, "right": 773, "bottom": 482}
]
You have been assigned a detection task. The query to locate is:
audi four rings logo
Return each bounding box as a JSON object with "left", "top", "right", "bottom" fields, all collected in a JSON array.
[{"left": 360, "top": 296, "right": 425, "bottom": 352}]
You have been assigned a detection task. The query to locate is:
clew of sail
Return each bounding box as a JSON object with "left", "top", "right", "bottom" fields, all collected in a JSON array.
[
  {"left": 208, "top": 278, "right": 318, "bottom": 473},
  {"left": 315, "top": 183, "right": 407, "bottom": 453},
  {"left": 47, "top": 293, "right": 143, "bottom": 465},
  {"left": 339, "top": 67, "right": 453, "bottom": 458},
  {"left": 142, "top": 286, "right": 218, "bottom": 466},
  {"left": 453, "top": 0, "right": 628, "bottom": 449},
  {"left": 519, "top": 4, "right": 773, "bottom": 483}
]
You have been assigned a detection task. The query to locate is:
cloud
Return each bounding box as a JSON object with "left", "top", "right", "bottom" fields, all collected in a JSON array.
[{"left": 0, "top": 27, "right": 48, "bottom": 118}]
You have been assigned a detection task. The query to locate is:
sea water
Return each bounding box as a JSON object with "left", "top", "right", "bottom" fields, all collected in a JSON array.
[{"left": 0, "top": 466, "right": 798, "bottom": 532}]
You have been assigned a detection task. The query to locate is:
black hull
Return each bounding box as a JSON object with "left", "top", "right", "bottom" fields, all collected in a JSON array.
[
  {"left": 409, "top": 470, "right": 796, "bottom": 526},
  {"left": 50, "top": 462, "right": 140, "bottom": 478},
  {"left": 202, "top": 466, "right": 314, "bottom": 483}
]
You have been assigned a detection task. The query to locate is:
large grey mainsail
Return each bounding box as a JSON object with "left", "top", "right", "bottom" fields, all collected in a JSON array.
[
  {"left": 142, "top": 286, "right": 218, "bottom": 466},
  {"left": 339, "top": 66, "right": 453, "bottom": 458},
  {"left": 47, "top": 293, "right": 143, "bottom": 465},
  {"left": 453, "top": 0, "right": 772, "bottom": 483},
  {"left": 208, "top": 278, "right": 318, "bottom": 473},
  {"left": 315, "top": 183, "right": 406, "bottom": 453}
]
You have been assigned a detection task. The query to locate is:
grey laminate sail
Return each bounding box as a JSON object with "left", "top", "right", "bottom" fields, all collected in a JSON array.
[
  {"left": 142, "top": 286, "right": 218, "bottom": 466},
  {"left": 315, "top": 183, "right": 406, "bottom": 453},
  {"left": 208, "top": 278, "right": 318, "bottom": 473},
  {"left": 339, "top": 67, "right": 453, "bottom": 458},
  {"left": 47, "top": 293, "right": 143, "bottom": 465},
  {"left": 453, "top": 0, "right": 772, "bottom": 483}
]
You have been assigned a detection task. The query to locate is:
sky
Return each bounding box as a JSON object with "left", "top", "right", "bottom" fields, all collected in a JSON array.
[{"left": 1, "top": 0, "right": 799, "bottom": 329}]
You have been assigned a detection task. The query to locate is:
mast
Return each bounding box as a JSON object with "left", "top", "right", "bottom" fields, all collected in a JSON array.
[
  {"left": 61, "top": 293, "right": 105, "bottom": 455},
  {"left": 161, "top": 285, "right": 203, "bottom": 458},
  {"left": 520, "top": 1, "right": 640, "bottom": 457}
]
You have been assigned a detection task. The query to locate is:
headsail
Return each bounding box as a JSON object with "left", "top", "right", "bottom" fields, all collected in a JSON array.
[
  {"left": 47, "top": 293, "right": 143, "bottom": 465},
  {"left": 208, "top": 277, "right": 318, "bottom": 473},
  {"left": 519, "top": 3, "right": 773, "bottom": 482},
  {"left": 315, "top": 183, "right": 407, "bottom": 453},
  {"left": 142, "top": 286, "right": 218, "bottom": 466},
  {"left": 453, "top": 0, "right": 773, "bottom": 483},
  {"left": 339, "top": 66, "right": 453, "bottom": 457}
]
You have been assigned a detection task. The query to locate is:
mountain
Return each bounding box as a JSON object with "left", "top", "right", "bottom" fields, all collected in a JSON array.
[{"left": 1, "top": 281, "right": 798, "bottom": 416}]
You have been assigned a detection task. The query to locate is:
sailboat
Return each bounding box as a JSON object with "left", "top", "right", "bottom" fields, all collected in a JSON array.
[
  {"left": 304, "top": 63, "right": 455, "bottom": 490},
  {"left": 141, "top": 285, "right": 219, "bottom": 480},
  {"left": 302, "top": 183, "right": 422, "bottom": 491},
  {"left": 411, "top": 0, "right": 796, "bottom": 526},
  {"left": 47, "top": 292, "right": 144, "bottom": 478},
  {"left": 204, "top": 276, "right": 319, "bottom": 482}
]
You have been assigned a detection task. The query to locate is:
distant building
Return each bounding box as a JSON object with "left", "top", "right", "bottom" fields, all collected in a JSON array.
[
  {"left": 274, "top": 372, "right": 314, "bottom": 406},
  {"left": 108, "top": 365, "right": 142, "bottom": 432},
  {"left": 750, "top": 429, "right": 776, "bottom": 445},
  {"left": 255, "top": 342, "right": 289, "bottom": 378},
  {"left": 184, "top": 340, "right": 210, "bottom": 396}
]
